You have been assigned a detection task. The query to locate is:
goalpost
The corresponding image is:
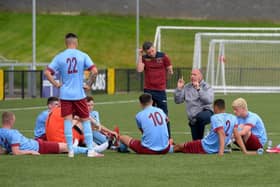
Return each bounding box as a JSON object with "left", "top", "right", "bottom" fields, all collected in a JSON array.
[
  {"left": 153, "top": 26, "right": 280, "bottom": 93},
  {"left": 206, "top": 39, "right": 280, "bottom": 93}
]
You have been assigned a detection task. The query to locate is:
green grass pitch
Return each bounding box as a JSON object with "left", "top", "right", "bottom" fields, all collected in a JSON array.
[{"left": 0, "top": 92, "right": 280, "bottom": 187}]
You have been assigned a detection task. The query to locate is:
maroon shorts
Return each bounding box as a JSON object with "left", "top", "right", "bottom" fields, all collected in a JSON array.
[
  {"left": 35, "top": 134, "right": 47, "bottom": 141},
  {"left": 60, "top": 98, "right": 89, "bottom": 118},
  {"left": 129, "top": 139, "right": 170, "bottom": 154},
  {"left": 37, "top": 139, "right": 60, "bottom": 154},
  {"left": 245, "top": 133, "right": 263, "bottom": 150},
  {"left": 183, "top": 140, "right": 206, "bottom": 154}
]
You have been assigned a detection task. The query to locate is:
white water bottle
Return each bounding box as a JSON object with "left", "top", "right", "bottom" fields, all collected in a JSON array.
[{"left": 267, "top": 140, "right": 272, "bottom": 149}]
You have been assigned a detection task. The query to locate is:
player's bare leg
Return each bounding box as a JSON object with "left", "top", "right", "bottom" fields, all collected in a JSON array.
[
  {"left": 242, "top": 131, "right": 252, "bottom": 143},
  {"left": 173, "top": 143, "right": 185, "bottom": 152},
  {"left": 119, "top": 135, "right": 133, "bottom": 147}
]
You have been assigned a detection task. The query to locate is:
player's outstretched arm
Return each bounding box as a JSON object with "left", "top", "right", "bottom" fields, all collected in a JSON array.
[
  {"left": 11, "top": 146, "right": 40, "bottom": 156},
  {"left": 217, "top": 128, "right": 225, "bottom": 156}
]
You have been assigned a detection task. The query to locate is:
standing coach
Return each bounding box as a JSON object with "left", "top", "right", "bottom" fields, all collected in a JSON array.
[{"left": 136, "top": 41, "right": 173, "bottom": 140}]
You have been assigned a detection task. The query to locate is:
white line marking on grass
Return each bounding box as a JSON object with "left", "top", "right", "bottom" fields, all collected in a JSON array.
[
  {"left": 0, "top": 99, "right": 139, "bottom": 112},
  {"left": 0, "top": 106, "right": 47, "bottom": 112},
  {"left": 0, "top": 97, "right": 175, "bottom": 111}
]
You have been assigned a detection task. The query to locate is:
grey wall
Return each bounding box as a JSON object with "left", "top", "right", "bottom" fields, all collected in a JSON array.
[{"left": 1, "top": 0, "right": 280, "bottom": 21}]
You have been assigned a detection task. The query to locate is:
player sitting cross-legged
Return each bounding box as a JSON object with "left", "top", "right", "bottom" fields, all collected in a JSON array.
[{"left": 173, "top": 99, "right": 254, "bottom": 155}]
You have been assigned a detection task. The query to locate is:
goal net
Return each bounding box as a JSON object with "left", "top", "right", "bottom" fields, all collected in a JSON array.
[
  {"left": 193, "top": 32, "right": 280, "bottom": 93},
  {"left": 206, "top": 39, "right": 280, "bottom": 93},
  {"left": 153, "top": 26, "right": 280, "bottom": 93}
]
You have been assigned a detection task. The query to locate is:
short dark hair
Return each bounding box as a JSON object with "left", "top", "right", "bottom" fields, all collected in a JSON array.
[
  {"left": 214, "top": 99, "right": 225, "bottom": 110},
  {"left": 2, "top": 111, "right": 15, "bottom": 124},
  {"left": 142, "top": 41, "right": 153, "bottom": 51},
  {"left": 47, "top": 97, "right": 59, "bottom": 105},
  {"left": 65, "top": 33, "right": 78, "bottom": 39},
  {"left": 139, "top": 93, "right": 152, "bottom": 105},
  {"left": 86, "top": 96, "right": 94, "bottom": 102}
]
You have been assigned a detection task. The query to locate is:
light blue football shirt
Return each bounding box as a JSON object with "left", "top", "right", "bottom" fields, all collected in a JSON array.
[
  {"left": 236, "top": 111, "right": 267, "bottom": 146},
  {"left": 135, "top": 106, "right": 169, "bottom": 151},
  {"left": 90, "top": 110, "right": 107, "bottom": 145},
  {"left": 34, "top": 109, "right": 49, "bottom": 138},
  {"left": 90, "top": 111, "right": 100, "bottom": 124},
  {"left": 48, "top": 48, "right": 95, "bottom": 100},
  {"left": 0, "top": 128, "right": 39, "bottom": 153},
  {"left": 202, "top": 113, "right": 237, "bottom": 153}
]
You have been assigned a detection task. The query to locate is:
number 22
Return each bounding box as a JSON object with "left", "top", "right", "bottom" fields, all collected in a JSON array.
[{"left": 66, "top": 57, "right": 78, "bottom": 74}]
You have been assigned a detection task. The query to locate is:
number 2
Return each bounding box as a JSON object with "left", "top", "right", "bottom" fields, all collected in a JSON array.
[
  {"left": 66, "top": 57, "right": 78, "bottom": 74},
  {"left": 225, "top": 120, "right": 231, "bottom": 136}
]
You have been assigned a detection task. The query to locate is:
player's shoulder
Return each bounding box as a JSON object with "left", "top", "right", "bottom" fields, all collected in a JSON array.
[
  {"left": 211, "top": 113, "right": 236, "bottom": 121},
  {"left": 90, "top": 110, "right": 99, "bottom": 116},
  {"left": 247, "top": 111, "right": 262, "bottom": 121},
  {"left": 40, "top": 109, "right": 49, "bottom": 116},
  {"left": 248, "top": 111, "right": 258, "bottom": 117}
]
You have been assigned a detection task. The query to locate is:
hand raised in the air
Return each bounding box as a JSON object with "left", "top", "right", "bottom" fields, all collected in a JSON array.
[{"left": 177, "top": 76, "right": 185, "bottom": 90}]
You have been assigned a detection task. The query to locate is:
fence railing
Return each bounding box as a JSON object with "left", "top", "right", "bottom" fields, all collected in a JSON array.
[{"left": 0, "top": 68, "right": 192, "bottom": 100}]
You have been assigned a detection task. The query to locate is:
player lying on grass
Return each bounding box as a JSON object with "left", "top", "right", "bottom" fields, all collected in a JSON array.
[
  {"left": 173, "top": 99, "right": 254, "bottom": 155},
  {"left": 0, "top": 111, "right": 89, "bottom": 156},
  {"left": 116, "top": 93, "right": 171, "bottom": 154},
  {"left": 232, "top": 98, "right": 267, "bottom": 150}
]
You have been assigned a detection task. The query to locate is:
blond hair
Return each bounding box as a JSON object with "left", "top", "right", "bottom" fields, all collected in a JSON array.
[{"left": 232, "top": 98, "right": 248, "bottom": 111}]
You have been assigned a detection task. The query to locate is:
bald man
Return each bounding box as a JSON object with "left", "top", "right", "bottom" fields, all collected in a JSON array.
[{"left": 174, "top": 69, "right": 214, "bottom": 140}]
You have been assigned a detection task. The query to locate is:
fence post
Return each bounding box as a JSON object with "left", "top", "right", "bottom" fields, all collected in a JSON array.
[
  {"left": 107, "top": 68, "right": 115, "bottom": 94},
  {"left": 8, "top": 66, "right": 14, "bottom": 97},
  {"left": 127, "top": 70, "right": 130, "bottom": 92},
  {"left": 0, "top": 69, "right": 4, "bottom": 100},
  {"left": 21, "top": 71, "right": 25, "bottom": 99}
]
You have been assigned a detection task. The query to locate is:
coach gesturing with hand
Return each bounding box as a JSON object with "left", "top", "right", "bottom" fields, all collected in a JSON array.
[{"left": 174, "top": 69, "right": 214, "bottom": 140}]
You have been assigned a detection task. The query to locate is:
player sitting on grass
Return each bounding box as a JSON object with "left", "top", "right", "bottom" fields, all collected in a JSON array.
[
  {"left": 85, "top": 96, "right": 119, "bottom": 152},
  {"left": 34, "top": 96, "right": 60, "bottom": 140},
  {"left": 116, "top": 93, "right": 170, "bottom": 154},
  {"left": 46, "top": 102, "right": 118, "bottom": 153},
  {"left": 232, "top": 98, "right": 267, "bottom": 150},
  {"left": 46, "top": 107, "right": 85, "bottom": 145},
  {"left": 0, "top": 111, "right": 88, "bottom": 156},
  {"left": 173, "top": 99, "right": 253, "bottom": 155}
]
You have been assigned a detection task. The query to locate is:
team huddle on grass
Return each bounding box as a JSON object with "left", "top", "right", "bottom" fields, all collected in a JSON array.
[{"left": 0, "top": 33, "right": 271, "bottom": 157}]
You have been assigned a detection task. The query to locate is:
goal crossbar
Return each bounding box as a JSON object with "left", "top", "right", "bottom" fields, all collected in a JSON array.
[{"left": 207, "top": 39, "right": 280, "bottom": 93}]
